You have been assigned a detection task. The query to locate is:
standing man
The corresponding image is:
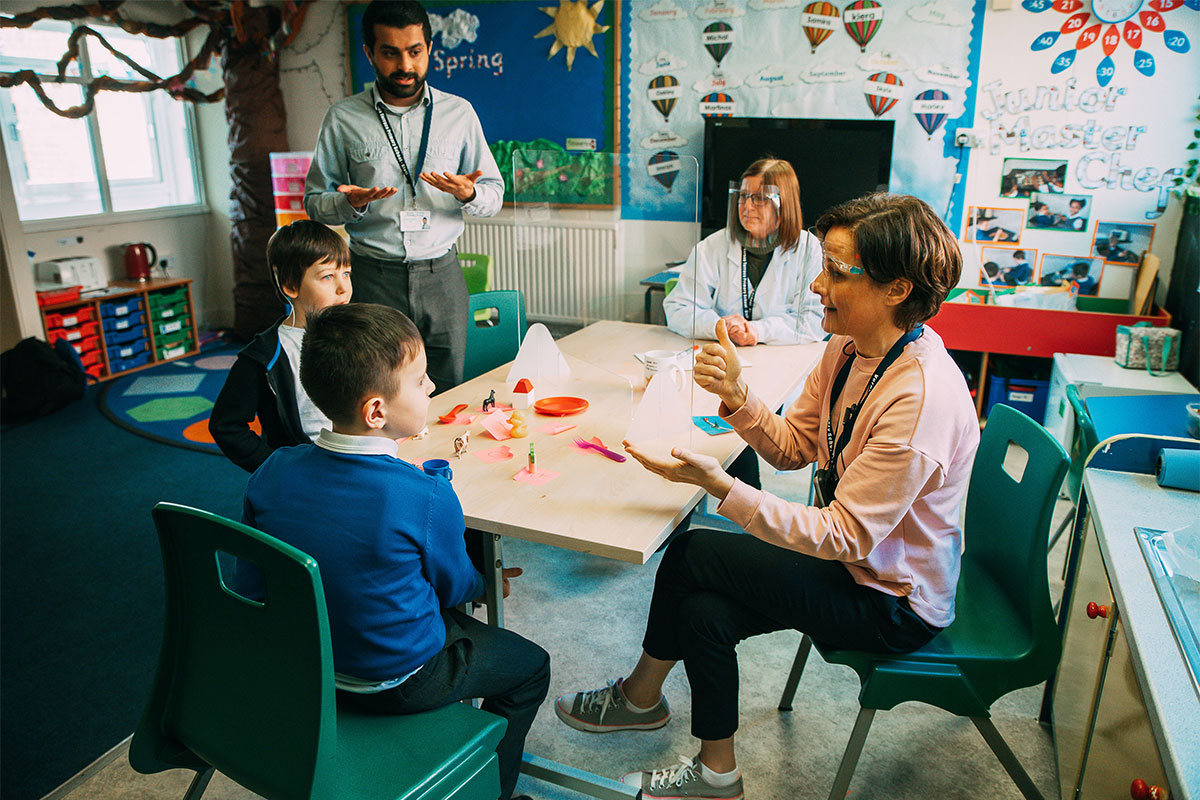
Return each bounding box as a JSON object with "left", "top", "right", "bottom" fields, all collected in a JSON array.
[{"left": 304, "top": 0, "right": 503, "bottom": 392}]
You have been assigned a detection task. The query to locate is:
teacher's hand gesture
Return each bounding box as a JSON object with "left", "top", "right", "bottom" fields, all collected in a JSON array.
[
  {"left": 622, "top": 442, "right": 735, "bottom": 501},
  {"left": 421, "top": 169, "right": 483, "bottom": 203},
  {"left": 337, "top": 184, "right": 398, "bottom": 211},
  {"left": 695, "top": 318, "right": 748, "bottom": 414}
]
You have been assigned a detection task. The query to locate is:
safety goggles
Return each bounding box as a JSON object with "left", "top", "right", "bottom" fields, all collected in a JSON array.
[{"left": 809, "top": 227, "right": 864, "bottom": 276}]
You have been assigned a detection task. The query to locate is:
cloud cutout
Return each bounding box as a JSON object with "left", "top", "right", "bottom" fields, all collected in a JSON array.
[
  {"left": 641, "top": 130, "right": 690, "bottom": 149},
  {"left": 857, "top": 51, "right": 909, "bottom": 72},
  {"left": 745, "top": 65, "right": 798, "bottom": 88},
  {"left": 692, "top": 72, "right": 744, "bottom": 92},
  {"left": 749, "top": 0, "right": 805, "bottom": 8},
  {"left": 639, "top": 0, "right": 688, "bottom": 21},
  {"left": 907, "top": 0, "right": 969, "bottom": 27},
  {"left": 798, "top": 63, "right": 855, "bottom": 84},
  {"left": 695, "top": 3, "right": 748, "bottom": 20},
  {"left": 639, "top": 52, "right": 690, "bottom": 75},
  {"left": 915, "top": 63, "right": 971, "bottom": 88},
  {"left": 430, "top": 10, "right": 479, "bottom": 50}
]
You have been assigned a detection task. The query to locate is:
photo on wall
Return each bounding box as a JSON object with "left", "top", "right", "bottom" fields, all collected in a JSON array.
[
  {"left": 1028, "top": 193, "right": 1092, "bottom": 231},
  {"left": 1039, "top": 254, "right": 1104, "bottom": 295},
  {"left": 979, "top": 246, "right": 1039, "bottom": 287},
  {"left": 1092, "top": 220, "right": 1154, "bottom": 265},
  {"left": 965, "top": 206, "right": 1024, "bottom": 243},
  {"left": 1000, "top": 158, "right": 1066, "bottom": 198}
]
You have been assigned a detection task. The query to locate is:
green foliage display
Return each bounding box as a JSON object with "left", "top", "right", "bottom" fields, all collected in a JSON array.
[{"left": 489, "top": 139, "right": 615, "bottom": 206}]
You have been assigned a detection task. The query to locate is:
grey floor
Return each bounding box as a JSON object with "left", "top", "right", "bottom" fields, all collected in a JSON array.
[{"left": 56, "top": 456, "right": 1070, "bottom": 800}]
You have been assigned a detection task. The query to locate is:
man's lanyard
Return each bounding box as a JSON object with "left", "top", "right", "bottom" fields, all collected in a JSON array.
[
  {"left": 740, "top": 248, "right": 758, "bottom": 320},
  {"left": 823, "top": 325, "right": 924, "bottom": 474},
  {"left": 374, "top": 90, "right": 433, "bottom": 202}
]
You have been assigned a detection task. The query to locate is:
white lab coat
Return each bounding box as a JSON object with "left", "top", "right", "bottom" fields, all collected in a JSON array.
[{"left": 664, "top": 228, "right": 825, "bottom": 345}]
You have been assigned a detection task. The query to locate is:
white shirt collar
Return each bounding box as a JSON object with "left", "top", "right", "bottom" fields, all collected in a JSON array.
[{"left": 315, "top": 428, "right": 400, "bottom": 458}]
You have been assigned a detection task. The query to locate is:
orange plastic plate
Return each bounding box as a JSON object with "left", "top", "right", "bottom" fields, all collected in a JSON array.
[{"left": 533, "top": 396, "right": 589, "bottom": 416}]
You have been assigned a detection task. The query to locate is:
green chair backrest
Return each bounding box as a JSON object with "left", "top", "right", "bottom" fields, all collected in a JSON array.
[
  {"left": 962, "top": 404, "right": 1069, "bottom": 681},
  {"left": 130, "top": 503, "right": 337, "bottom": 800},
  {"left": 459, "top": 253, "right": 493, "bottom": 295},
  {"left": 664, "top": 277, "right": 678, "bottom": 296},
  {"left": 464, "top": 290, "right": 527, "bottom": 382},
  {"left": 1063, "top": 383, "right": 1099, "bottom": 502}
]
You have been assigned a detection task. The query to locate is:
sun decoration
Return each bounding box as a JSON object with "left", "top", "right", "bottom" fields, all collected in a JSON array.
[
  {"left": 534, "top": 0, "right": 611, "bottom": 71},
  {"left": 1024, "top": 0, "right": 1195, "bottom": 86}
]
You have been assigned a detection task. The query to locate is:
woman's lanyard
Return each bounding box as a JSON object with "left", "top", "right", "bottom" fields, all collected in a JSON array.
[
  {"left": 374, "top": 91, "right": 433, "bottom": 204},
  {"left": 823, "top": 325, "right": 924, "bottom": 474},
  {"left": 740, "top": 248, "right": 757, "bottom": 320}
]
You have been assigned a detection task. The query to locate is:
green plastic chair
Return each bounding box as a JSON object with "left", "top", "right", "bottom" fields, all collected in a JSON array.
[
  {"left": 130, "top": 503, "right": 506, "bottom": 800},
  {"left": 777, "top": 405, "right": 1069, "bottom": 800},
  {"left": 464, "top": 290, "right": 526, "bottom": 382},
  {"left": 1047, "top": 384, "right": 1100, "bottom": 555},
  {"left": 664, "top": 276, "right": 678, "bottom": 296},
  {"left": 459, "top": 253, "right": 494, "bottom": 324}
]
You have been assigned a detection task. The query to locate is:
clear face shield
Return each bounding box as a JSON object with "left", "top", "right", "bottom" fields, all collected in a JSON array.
[{"left": 727, "top": 180, "right": 781, "bottom": 250}]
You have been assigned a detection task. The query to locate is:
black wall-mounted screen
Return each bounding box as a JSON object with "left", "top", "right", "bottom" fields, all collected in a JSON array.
[{"left": 701, "top": 117, "right": 895, "bottom": 235}]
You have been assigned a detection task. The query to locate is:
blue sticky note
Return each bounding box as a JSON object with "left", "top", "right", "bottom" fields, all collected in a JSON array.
[{"left": 693, "top": 415, "right": 734, "bottom": 435}]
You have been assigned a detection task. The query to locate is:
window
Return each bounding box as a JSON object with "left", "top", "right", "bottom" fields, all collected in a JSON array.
[{"left": 0, "top": 18, "right": 203, "bottom": 223}]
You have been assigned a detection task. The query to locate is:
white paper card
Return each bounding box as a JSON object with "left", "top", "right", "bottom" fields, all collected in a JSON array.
[
  {"left": 505, "top": 323, "right": 571, "bottom": 385},
  {"left": 625, "top": 365, "right": 691, "bottom": 443}
]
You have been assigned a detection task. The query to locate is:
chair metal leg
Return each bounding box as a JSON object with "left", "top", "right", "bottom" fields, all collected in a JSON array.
[
  {"left": 1047, "top": 502, "right": 1075, "bottom": 553},
  {"left": 970, "top": 717, "right": 1045, "bottom": 800},
  {"left": 778, "top": 634, "right": 813, "bottom": 711},
  {"left": 827, "top": 707, "right": 875, "bottom": 800},
  {"left": 182, "top": 767, "right": 215, "bottom": 800}
]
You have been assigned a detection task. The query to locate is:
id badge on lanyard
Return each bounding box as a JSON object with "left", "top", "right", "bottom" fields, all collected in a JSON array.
[{"left": 375, "top": 94, "right": 433, "bottom": 231}]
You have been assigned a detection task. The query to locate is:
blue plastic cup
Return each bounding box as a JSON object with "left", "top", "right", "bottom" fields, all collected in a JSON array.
[{"left": 422, "top": 458, "right": 453, "bottom": 481}]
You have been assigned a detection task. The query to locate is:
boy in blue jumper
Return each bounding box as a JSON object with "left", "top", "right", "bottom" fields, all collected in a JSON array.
[
  {"left": 211, "top": 220, "right": 352, "bottom": 472},
  {"left": 242, "top": 303, "right": 549, "bottom": 800}
]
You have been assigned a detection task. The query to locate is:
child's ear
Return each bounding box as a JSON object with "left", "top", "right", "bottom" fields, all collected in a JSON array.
[
  {"left": 280, "top": 282, "right": 300, "bottom": 301},
  {"left": 361, "top": 394, "right": 387, "bottom": 430}
]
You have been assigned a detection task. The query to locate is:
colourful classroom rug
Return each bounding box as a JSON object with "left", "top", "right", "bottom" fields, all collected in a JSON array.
[{"left": 97, "top": 341, "right": 257, "bottom": 455}]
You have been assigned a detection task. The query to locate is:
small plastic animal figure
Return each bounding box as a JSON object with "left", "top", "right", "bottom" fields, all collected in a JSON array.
[
  {"left": 482, "top": 389, "right": 497, "bottom": 413},
  {"left": 507, "top": 410, "right": 528, "bottom": 438},
  {"left": 454, "top": 431, "right": 470, "bottom": 458},
  {"left": 410, "top": 426, "right": 429, "bottom": 440}
]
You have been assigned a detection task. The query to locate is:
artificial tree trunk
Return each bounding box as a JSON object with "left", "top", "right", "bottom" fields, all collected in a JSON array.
[{"left": 222, "top": 5, "right": 288, "bottom": 341}]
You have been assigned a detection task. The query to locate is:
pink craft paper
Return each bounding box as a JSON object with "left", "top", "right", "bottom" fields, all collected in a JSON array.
[
  {"left": 474, "top": 403, "right": 513, "bottom": 413},
  {"left": 513, "top": 466, "right": 559, "bottom": 486},
  {"left": 449, "top": 413, "right": 479, "bottom": 425},
  {"left": 539, "top": 421, "right": 577, "bottom": 435},
  {"left": 480, "top": 411, "right": 513, "bottom": 441},
  {"left": 474, "top": 445, "right": 514, "bottom": 463}
]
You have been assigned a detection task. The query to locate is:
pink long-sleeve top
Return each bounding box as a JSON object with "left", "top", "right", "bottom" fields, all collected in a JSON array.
[{"left": 716, "top": 328, "right": 980, "bottom": 627}]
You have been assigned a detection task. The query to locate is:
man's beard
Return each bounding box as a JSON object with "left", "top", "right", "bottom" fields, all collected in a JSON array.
[{"left": 376, "top": 67, "right": 426, "bottom": 100}]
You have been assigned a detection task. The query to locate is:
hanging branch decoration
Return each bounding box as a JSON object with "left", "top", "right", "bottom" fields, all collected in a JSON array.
[{"left": 0, "top": 0, "right": 311, "bottom": 118}]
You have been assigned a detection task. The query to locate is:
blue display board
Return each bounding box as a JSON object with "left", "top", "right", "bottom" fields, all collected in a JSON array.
[{"left": 346, "top": 1, "right": 617, "bottom": 152}]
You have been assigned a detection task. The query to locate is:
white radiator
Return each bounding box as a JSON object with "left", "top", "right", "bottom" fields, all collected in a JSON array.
[{"left": 460, "top": 218, "right": 622, "bottom": 323}]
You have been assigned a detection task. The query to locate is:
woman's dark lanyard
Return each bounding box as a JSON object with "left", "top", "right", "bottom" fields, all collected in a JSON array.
[
  {"left": 374, "top": 92, "right": 433, "bottom": 202},
  {"left": 823, "top": 325, "right": 924, "bottom": 478},
  {"left": 740, "top": 248, "right": 757, "bottom": 320}
]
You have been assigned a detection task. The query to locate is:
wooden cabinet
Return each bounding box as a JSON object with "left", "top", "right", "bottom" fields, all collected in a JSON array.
[
  {"left": 1053, "top": 516, "right": 1173, "bottom": 800},
  {"left": 39, "top": 278, "right": 199, "bottom": 382}
]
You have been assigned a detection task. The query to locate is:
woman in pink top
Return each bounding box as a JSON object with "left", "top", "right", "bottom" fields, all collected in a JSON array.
[{"left": 554, "top": 194, "right": 980, "bottom": 800}]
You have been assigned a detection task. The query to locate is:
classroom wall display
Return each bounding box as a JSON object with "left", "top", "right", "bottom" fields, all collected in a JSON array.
[
  {"left": 1040, "top": 252, "right": 1105, "bottom": 295},
  {"left": 1028, "top": 191, "right": 1091, "bottom": 231},
  {"left": 965, "top": 0, "right": 1200, "bottom": 299},
  {"left": 966, "top": 205, "right": 1025, "bottom": 242},
  {"left": 345, "top": 1, "right": 619, "bottom": 202},
  {"left": 980, "top": 245, "right": 1040, "bottom": 286},
  {"left": 1000, "top": 157, "right": 1066, "bottom": 196},
  {"left": 1092, "top": 219, "right": 1154, "bottom": 264},
  {"left": 621, "top": 0, "right": 985, "bottom": 221}
]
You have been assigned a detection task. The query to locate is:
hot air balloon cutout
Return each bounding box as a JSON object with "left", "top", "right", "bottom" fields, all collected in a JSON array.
[
  {"left": 802, "top": 2, "right": 841, "bottom": 54},
  {"left": 864, "top": 72, "right": 903, "bottom": 118},
  {"left": 843, "top": 0, "right": 884, "bottom": 52},
  {"left": 912, "top": 89, "right": 952, "bottom": 140},
  {"left": 648, "top": 151, "right": 682, "bottom": 193},
  {"left": 648, "top": 75, "right": 681, "bottom": 124},
  {"left": 1024, "top": 0, "right": 1194, "bottom": 87},
  {"left": 702, "top": 21, "right": 734, "bottom": 73},
  {"left": 700, "top": 91, "right": 737, "bottom": 118}
]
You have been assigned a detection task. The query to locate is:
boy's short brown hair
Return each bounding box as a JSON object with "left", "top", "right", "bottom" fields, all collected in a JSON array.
[
  {"left": 267, "top": 220, "right": 350, "bottom": 298},
  {"left": 814, "top": 193, "right": 962, "bottom": 331},
  {"left": 300, "top": 304, "right": 423, "bottom": 427},
  {"left": 728, "top": 157, "right": 805, "bottom": 252}
]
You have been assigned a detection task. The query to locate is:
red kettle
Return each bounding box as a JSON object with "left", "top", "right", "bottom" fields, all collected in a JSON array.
[{"left": 124, "top": 242, "right": 157, "bottom": 282}]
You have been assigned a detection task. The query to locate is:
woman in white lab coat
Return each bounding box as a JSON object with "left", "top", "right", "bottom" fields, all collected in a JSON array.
[{"left": 664, "top": 158, "right": 824, "bottom": 346}]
